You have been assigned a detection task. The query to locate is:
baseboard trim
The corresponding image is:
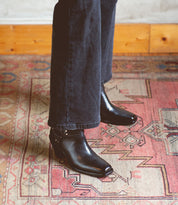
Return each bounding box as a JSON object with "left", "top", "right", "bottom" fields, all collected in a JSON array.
[{"left": 0, "top": 24, "right": 178, "bottom": 55}]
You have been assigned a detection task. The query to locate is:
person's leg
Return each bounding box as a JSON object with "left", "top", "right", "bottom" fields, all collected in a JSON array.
[
  {"left": 100, "top": 0, "right": 137, "bottom": 125},
  {"left": 48, "top": 0, "right": 113, "bottom": 178},
  {"left": 48, "top": 0, "right": 102, "bottom": 130},
  {"left": 101, "top": 0, "right": 117, "bottom": 84}
]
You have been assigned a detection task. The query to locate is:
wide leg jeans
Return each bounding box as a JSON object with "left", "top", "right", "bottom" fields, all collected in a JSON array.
[{"left": 48, "top": 0, "right": 118, "bottom": 129}]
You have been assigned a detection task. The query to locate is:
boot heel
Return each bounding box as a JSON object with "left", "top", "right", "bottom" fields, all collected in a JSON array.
[
  {"left": 50, "top": 144, "right": 66, "bottom": 164},
  {"left": 55, "top": 151, "right": 66, "bottom": 164}
]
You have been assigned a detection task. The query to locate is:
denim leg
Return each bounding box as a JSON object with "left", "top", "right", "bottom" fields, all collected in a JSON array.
[
  {"left": 48, "top": 0, "right": 102, "bottom": 129},
  {"left": 101, "top": 0, "right": 117, "bottom": 83}
]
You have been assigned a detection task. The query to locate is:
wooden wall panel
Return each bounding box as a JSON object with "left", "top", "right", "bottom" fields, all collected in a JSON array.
[
  {"left": 0, "top": 25, "right": 52, "bottom": 54},
  {"left": 0, "top": 24, "right": 177, "bottom": 55},
  {"left": 113, "top": 24, "right": 150, "bottom": 54},
  {"left": 150, "top": 24, "right": 178, "bottom": 53}
]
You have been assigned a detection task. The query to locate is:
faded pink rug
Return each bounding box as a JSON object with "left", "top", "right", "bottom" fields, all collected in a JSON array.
[{"left": 0, "top": 55, "right": 178, "bottom": 204}]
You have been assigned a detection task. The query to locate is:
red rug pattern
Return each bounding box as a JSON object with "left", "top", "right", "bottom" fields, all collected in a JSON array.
[{"left": 0, "top": 55, "right": 178, "bottom": 204}]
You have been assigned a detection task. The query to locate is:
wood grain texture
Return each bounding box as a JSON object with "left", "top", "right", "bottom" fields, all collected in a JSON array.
[
  {"left": 113, "top": 24, "right": 150, "bottom": 54},
  {"left": 0, "top": 24, "right": 177, "bottom": 55},
  {"left": 0, "top": 25, "right": 52, "bottom": 54},
  {"left": 150, "top": 24, "right": 178, "bottom": 53}
]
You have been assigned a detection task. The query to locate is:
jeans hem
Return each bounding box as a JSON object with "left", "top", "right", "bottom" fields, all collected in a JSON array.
[
  {"left": 102, "top": 74, "right": 112, "bottom": 84},
  {"left": 48, "top": 120, "right": 100, "bottom": 130}
]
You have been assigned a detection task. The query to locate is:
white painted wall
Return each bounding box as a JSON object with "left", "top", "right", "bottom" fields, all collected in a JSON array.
[
  {"left": 116, "top": 0, "right": 178, "bottom": 23},
  {"left": 0, "top": 0, "right": 178, "bottom": 24}
]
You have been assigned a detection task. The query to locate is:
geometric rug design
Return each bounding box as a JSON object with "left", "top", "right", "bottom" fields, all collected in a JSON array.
[{"left": 0, "top": 55, "right": 178, "bottom": 204}]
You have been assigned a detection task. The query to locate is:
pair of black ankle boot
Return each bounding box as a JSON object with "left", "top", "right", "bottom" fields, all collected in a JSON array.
[{"left": 49, "top": 85, "right": 137, "bottom": 177}]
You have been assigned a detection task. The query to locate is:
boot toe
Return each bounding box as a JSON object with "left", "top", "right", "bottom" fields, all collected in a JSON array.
[
  {"left": 120, "top": 113, "right": 137, "bottom": 125},
  {"left": 104, "top": 166, "right": 113, "bottom": 176},
  {"left": 131, "top": 114, "right": 137, "bottom": 124},
  {"left": 89, "top": 164, "right": 113, "bottom": 178}
]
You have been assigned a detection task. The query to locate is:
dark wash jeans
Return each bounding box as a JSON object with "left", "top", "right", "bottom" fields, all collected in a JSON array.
[{"left": 48, "top": 0, "right": 118, "bottom": 130}]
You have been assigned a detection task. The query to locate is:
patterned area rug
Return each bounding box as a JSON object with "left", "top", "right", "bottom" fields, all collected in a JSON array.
[{"left": 0, "top": 55, "right": 178, "bottom": 204}]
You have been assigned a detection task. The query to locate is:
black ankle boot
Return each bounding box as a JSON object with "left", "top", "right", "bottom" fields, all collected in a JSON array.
[
  {"left": 49, "top": 128, "right": 113, "bottom": 178},
  {"left": 101, "top": 85, "right": 137, "bottom": 125}
]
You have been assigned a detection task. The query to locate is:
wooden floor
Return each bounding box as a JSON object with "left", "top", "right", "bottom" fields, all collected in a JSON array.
[{"left": 0, "top": 24, "right": 178, "bottom": 55}]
